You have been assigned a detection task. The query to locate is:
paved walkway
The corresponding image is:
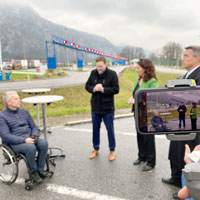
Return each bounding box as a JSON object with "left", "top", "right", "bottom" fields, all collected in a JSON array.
[{"left": 44, "top": 108, "right": 132, "bottom": 127}]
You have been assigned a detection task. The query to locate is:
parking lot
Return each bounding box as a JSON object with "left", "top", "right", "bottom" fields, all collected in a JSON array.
[{"left": 0, "top": 117, "right": 179, "bottom": 200}]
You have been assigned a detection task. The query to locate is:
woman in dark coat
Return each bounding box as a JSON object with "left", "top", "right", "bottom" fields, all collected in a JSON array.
[
  {"left": 128, "top": 59, "right": 158, "bottom": 171},
  {"left": 190, "top": 102, "right": 198, "bottom": 130}
]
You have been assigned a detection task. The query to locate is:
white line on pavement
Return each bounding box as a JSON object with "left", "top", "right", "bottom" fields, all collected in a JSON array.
[
  {"left": 11, "top": 176, "right": 129, "bottom": 200},
  {"left": 64, "top": 127, "right": 134, "bottom": 136},
  {"left": 64, "top": 127, "right": 91, "bottom": 133},
  {"left": 64, "top": 127, "right": 166, "bottom": 139},
  {"left": 47, "top": 184, "right": 129, "bottom": 200}
]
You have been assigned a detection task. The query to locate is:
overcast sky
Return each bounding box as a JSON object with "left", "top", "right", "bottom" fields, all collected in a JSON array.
[{"left": 3, "top": 0, "right": 200, "bottom": 51}]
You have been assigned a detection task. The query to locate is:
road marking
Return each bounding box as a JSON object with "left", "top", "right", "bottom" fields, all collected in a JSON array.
[
  {"left": 64, "top": 127, "right": 92, "bottom": 133},
  {"left": 47, "top": 184, "right": 129, "bottom": 200},
  {"left": 64, "top": 127, "right": 134, "bottom": 136},
  {"left": 64, "top": 127, "right": 166, "bottom": 139},
  {"left": 51, "top": 125, "right": 66, "bottom": 129},
  {"left": 6, "top": 176, "right": 129, "bottom": 200}
]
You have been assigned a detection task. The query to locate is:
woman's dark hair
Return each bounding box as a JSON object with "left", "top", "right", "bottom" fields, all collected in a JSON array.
[
  {"left": 137, "top": 59, "right": 157, "bottom": 82},
  {"left": 192, "top": 102, "right": 197, "bottom": 108}
]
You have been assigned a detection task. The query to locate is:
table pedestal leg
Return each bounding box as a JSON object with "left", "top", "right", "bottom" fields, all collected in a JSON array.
[
  {"left": 41, "top": 104, "right": 65, "bottom": 164},
  {"left": 42, "top": 104, "right": 47, "bottom": 140},
  {"left": 36, "top": 104, "right": 40, "bottom": 127}
]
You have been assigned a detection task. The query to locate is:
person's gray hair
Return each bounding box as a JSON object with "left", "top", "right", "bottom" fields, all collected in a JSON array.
[
  {"left": 3, "top": 91, "right": 18, "bottom": 103},
  {"left": 185, "top": 45, "right": 200, "bottom": 57}
]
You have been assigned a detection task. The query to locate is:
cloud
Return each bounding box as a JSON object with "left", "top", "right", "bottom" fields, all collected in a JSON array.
[{"left": 1, "top": 0, "right": 200, "bottom": 50}]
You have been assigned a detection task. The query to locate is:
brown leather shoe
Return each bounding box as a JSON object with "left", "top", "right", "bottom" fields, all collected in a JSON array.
[
  {"left": 89, "top": 150, "right": 99, "bottom": 159},
  {"left": 109, "top": 151, "right": 116, "bottom": 161}
]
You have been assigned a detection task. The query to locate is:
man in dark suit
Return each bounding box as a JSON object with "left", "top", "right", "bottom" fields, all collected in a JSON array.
[
  {"left": 177, "top": 102, "right": 187, "bottom": 130},
  {"left": 85, "top": 56, "right": 119, "bottom": 161},
  {"left": 162, "top": 46, "right": 200, "bottom": 189}
]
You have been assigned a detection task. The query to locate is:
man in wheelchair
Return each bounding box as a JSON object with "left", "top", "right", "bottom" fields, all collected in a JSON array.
[
  {"left": 0, "top": 91, "right": 49, "bottom": 184},
  {"left": 151, "top": 111, "right": 167, "bottom": 132}
]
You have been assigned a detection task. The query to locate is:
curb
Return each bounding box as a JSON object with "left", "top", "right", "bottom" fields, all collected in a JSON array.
[{"left": 65, "top": 113, "right": 133, "bottom": 126}]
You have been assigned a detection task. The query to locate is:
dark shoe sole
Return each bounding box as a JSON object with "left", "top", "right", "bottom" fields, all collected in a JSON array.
[
  {"left": 142, "top": 166, "right": 154, "bottom": 171},
  {"left": 39, "top": 171, "right": 54, "bottom": 179},
  {"left": 133, "top": 160, "right": 144, "bottom": 165},
  {"left": 162, "top": 178, "right": 181, "bottom": 188},
  {"left": 173, "top": 192, "right": 181, "bottom": 199},
  {"left": 32, "top": 178, "right": 43, "bottom": 184}
]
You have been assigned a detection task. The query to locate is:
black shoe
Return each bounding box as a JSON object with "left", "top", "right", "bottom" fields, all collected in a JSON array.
[
  {"left": 38, "top": 171, "right": 52, "bottom": 178},
  {"left": 142, "top": 165, "right": 154, "bottom": 171},
  {"left": 30, "top": 171, "right": 43, "bottom": 184},
  {"left": 133, "top": 159, "right": 143, "bottom": 165},
  {"left": 172, "top": 192, "right": 181, "bottom": 199},
  {"left": 162, "top": 178, "right": 181, "bottom": 188}
]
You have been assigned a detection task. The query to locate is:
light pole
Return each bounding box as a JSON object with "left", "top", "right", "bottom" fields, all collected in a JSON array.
[
  {"left": 23, "top": 42, "right": 26, "bottom": 59},
  {"left": 64, "top": 28, "right": 70, "bottom": 68},
  {"left": 0, "top": 40, "right": 3, "bottom": 71}
]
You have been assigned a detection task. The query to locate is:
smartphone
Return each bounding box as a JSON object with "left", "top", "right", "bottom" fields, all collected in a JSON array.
[
  {"left": 134, "top": 86, "right": 200, "bottom": 135},
  {"left": 188, "top": 151, "right": 200, "bottom": 163}
]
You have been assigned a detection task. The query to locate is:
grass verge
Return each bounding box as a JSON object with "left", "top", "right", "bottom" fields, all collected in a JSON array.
[{"left": 0, "top": 69, "right": 179, "bottom": 118}]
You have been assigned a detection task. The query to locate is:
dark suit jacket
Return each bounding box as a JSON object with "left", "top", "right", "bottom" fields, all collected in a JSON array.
[
  {"left": 186, "top": 66, "right": 200, "bottom": 84},
  {"left": 85, "top": 67, "right": 119, "bottom": 114},
  {"left": 169, "top": 66, "right": 200, "bottom": 169}
]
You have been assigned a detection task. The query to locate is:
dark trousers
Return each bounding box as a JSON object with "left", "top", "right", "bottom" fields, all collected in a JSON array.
[
  {"left": 137, "top": 133, "right": 156, "bottom": 167},
  {"left": 11, "top": 138, "right": 48, "bottom": 173},
  {"left": 92, "top": 112, "right": 115, "bottom": 151},
  {"left": 170, "top": 160, "right": 182, "bottom": 183},
  {"left": 179, "top": 115, "right": 185, "bottom": 128},
  {"left": 191, "top": 118, "right": 197, "bottom": 130}
]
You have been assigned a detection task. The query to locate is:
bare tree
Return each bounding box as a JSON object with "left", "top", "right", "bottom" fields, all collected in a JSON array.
[
  {"left": 161, "top": 42, "right": 183, "bottom": 66},
  {"left": 120, "top": 45, "right": 145, "bottom": 61}
]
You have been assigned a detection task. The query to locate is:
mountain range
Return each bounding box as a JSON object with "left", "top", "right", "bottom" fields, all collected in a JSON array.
[{"left": 0, "top": 3, "right": 123, "bottom": 61}]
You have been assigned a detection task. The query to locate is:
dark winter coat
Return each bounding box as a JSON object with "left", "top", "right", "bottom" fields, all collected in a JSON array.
[
  {"left": 0, "top": 107, "right": 39, "bottom": 145},
  {"left": 169, "top": 66, "right": 200, "bottom": 169},
  {"left": 85, "top": 67, "right": 119, "bottom": 114}
]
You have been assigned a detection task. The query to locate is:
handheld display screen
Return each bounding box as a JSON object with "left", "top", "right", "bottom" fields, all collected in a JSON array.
[{"left": 135, "top": 87, "right": 200, "bottom": 134}]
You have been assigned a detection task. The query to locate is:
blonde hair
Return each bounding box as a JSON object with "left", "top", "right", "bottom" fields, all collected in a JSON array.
[{"left": 3, "top": 91, "right": 18, "bottom": 103}]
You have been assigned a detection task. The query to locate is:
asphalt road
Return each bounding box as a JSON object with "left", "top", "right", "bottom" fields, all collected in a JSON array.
[
  {"left": 155, "top": 66, "right": 186, "bottom": 75},
  {"left": 0, "top": 117, "right": 180, "bottom": 200},
  {"left": 0, "top": 66, "right": 127, "bottom": 91},
  {"left": 0, "top": 65, "right": 185, "bottom": 91}
]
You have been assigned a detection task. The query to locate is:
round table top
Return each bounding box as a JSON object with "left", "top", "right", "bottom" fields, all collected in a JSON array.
[
  {"left": 22, "top": 95, "right": 64, "bottom": 104},
  {"left": 21, "top": 88, "right": 51, "bottom": 93}
]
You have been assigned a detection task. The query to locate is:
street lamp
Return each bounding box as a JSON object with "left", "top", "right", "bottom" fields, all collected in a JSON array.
[
  {"left": 64, "top": 28, "right": 70, "bottom": 68},
  {"left": 23, "top": 42, "right": 26, "bottom": 59},
  {"left": 0, "top": 40, "right": 3, "bottom": 71}
]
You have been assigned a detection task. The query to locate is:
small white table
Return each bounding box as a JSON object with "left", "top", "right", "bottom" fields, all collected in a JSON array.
[
  {"left": 21, "top": 88, "right": 51, "bottom": 127},
  {"left": 160, "top": 112, "right": 171, "bottom": 123},
  {"left": 22, "top": 95, "right": 63, "bottom": 140},
  {"left": 21, "top": 88, "right": 51, "bottom": 94}
]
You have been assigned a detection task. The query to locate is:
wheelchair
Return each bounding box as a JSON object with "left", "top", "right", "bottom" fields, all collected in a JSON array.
[
  {"left": 0, "top": 143, "right": 64, "bottom": 190},
  {"left": 150, "top": 123, "right": 171, "bottom": 132}
]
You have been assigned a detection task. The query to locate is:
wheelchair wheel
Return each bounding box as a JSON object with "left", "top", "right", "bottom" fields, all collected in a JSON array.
[
  {"left": 0, "top": 144, "right": 18, "bottom": 185},
  {"left": 25, "top": 180, "right": 33, "bottom": 191},
  {"left": 150, "top": 126, "right": 155, "bottom": 132}
]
